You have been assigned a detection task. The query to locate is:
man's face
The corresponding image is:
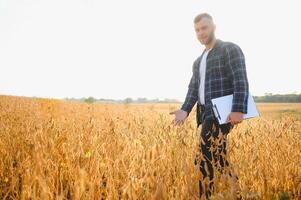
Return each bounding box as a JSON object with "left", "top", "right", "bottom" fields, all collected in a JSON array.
[{"left": 194, "top": 18, "right": 216, "bottom": 45}]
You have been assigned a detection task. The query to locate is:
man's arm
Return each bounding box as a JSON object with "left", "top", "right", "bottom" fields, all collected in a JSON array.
[
  {"left": 180, "top": 60, "right": 199, "bottom": 117},
  {"left": 225, "top": 43, "right": 249, "bottom": 113}
]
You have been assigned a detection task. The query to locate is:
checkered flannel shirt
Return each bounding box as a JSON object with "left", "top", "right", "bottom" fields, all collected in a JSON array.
[{"left": 181, "top": 39, "right": 249, "bottom": 127}]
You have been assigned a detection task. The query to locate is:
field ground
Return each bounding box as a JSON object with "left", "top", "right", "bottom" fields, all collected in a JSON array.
[{"left": 0, "top": 95, "right": 300, "bottom": 199}]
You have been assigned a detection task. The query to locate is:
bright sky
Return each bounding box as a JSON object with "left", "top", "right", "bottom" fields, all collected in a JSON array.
[{"left": 1, "top": 0, "right": 300, "bottom": 101}]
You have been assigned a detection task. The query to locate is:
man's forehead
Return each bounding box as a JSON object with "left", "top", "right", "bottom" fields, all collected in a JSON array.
[{"left": 195, "top": 18, "right": 213, "bottom": 27}]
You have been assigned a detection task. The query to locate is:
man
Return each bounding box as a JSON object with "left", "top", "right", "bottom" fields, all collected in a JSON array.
[{"left": 170, "top": 13, "right": 249, "bottom": 199}]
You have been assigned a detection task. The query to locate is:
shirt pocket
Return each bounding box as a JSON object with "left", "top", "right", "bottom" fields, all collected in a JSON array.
[{"left": 208, "top": 58, "right": 228, "bottom": 79}]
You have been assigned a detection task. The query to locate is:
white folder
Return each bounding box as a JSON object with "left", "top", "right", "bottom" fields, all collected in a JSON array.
[{"left": 211, "top": 93, "right": 259, "bottom": 124}]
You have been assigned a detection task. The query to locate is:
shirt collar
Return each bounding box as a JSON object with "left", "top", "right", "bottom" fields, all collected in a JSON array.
[
  {"left": 196, "top": 39, "right": 223, "bottom": 66},
  {"left": 204, "top": 38, "right": 222, "bottom": 53}
]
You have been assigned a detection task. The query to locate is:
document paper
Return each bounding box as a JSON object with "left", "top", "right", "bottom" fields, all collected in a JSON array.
[{"left": 211, "top": 93, "right": 260, "bottom": 124}]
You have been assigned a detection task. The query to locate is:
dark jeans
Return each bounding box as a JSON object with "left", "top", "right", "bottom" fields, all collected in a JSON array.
[{"left": 194, "top": 116, "right": 234, "bottom": 199}]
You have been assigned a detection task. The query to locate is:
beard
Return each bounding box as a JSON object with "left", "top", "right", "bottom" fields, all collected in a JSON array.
[{"left": 202, "top": 32, "right": 215, "bottom": 45}]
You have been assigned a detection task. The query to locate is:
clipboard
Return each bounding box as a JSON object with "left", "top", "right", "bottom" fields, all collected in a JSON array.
[{"left": 211, "top": 93, "right": 259, "bottom": 124}]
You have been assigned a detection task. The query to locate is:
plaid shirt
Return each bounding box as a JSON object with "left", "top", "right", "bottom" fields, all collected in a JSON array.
[{"left": 181, "top": 39, "right": 249, "bottom": 127}]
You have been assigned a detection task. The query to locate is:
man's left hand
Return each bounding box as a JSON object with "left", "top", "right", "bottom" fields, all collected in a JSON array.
[{"left": 226, "top": 112, "right": 244, "bottom": 126}]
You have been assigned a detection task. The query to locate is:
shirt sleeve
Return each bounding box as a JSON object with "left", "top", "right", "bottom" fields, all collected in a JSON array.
[
  {"left": 225, "top": 43, "right": 249, "bottom": 113},
  {"left": 180, "top": 60, "right": 199, "bottom": 116}
]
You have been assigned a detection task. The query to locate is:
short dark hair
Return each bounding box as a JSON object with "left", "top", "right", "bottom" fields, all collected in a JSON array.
[{"left": 194, "top": 13, "right": 213, "bottom": 23}]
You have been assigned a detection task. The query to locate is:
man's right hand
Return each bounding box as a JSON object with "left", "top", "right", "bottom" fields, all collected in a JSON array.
[{"left": 169, "top": 109, "right": 188, "bottom": 125}]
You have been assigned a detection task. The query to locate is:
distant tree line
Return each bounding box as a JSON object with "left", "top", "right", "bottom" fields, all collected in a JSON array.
[
  {"left": 64, "top": 97, "right": 180, "bottom": 104},
  {"left": 253, "top": 93, "right": 301, "bottom": 103},
  {"left": 64, "top": 93, "right": 301, "bottom": 104}
]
